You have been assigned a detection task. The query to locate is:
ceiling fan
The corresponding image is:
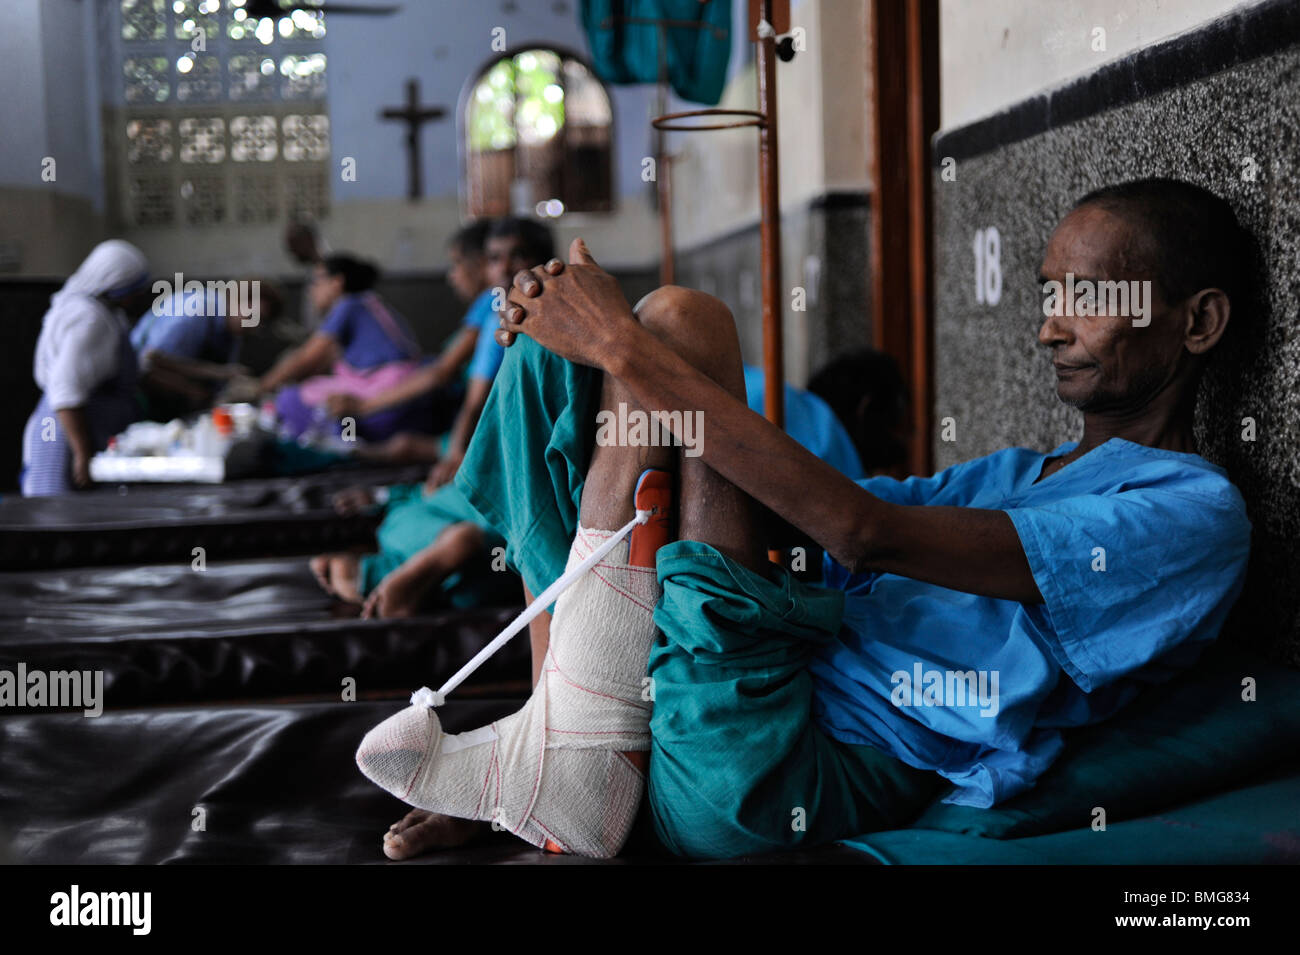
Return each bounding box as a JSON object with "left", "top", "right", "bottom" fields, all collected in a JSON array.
[{"left": 241, "top": 0, "right": 400, "bottom": 18}]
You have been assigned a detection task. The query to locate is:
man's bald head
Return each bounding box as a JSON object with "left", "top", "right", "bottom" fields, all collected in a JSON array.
[
  {"left": 1037, "top": 179, "right": 1253, "bottom": 415},
  {"left": 1072, "top": 178, "right": 1253, "bottom": 323}
]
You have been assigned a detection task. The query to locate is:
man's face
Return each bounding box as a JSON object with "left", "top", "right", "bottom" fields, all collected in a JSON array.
[
  {"left": 485, "top": 235, "right": 532, "bottom": 291},
  {"left": 448, "top": 247, "right": 485, "bottom": 302},
  {"left": 1037, "top": 204, "right": 1188, "bottom": 414}
]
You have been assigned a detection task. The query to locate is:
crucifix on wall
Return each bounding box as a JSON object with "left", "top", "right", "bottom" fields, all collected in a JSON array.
[{"left": 379, "top": 78, "right": 446, "bottom": 199}]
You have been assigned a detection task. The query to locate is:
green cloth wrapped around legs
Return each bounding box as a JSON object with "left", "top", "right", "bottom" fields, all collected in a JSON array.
[
  {"left": 646, "top": 541, "right": 943, "bottom": 859},
  {"left": 455, "top": 334, "right": 599, "bottom": 603}
]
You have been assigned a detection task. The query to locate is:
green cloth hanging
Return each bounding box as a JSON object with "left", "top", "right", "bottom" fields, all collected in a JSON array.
[{"left": 579, "top": 0, "right": 733, "bottom": 105}]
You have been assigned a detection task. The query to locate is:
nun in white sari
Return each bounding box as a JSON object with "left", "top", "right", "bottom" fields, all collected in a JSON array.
[{"left": 21, "top": 240, "right": 152, "bottom": 496}]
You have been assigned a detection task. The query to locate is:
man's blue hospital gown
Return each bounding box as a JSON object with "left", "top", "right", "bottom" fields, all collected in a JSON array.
[{"left": 811, "top": 440, "right": 1252, "bottom": 807}]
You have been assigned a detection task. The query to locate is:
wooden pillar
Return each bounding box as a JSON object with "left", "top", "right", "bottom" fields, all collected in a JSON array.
[{"left": 869, "top": 0, "right": 938, "bottom": 476}]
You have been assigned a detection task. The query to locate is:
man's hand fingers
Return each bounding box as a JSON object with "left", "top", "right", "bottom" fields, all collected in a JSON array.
[
  {"left": 499, "top": 305, "right": 527, "bottom": 346},
  {"left": 544, "top": 258, "right": 565, "bottom": 275},
  {"left": 568, "top": 237, "right": 597, "bottom": 266},
  {"left": 506, "top": 281, "right": 541, "bottom": 309},
  {"left": 512, "top": 269, "right": 541, "bottom": 297}
]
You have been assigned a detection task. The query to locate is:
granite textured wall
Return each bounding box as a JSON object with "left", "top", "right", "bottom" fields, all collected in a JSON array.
[
  {"left": 671, "top": 194, "right": 872, "bottom": 386},
  {"left": 931, "top": 5, "right": 1300, "bottom": 663}
]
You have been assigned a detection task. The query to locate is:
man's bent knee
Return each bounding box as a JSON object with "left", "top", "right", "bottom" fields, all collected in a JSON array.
[{"left": 632, "top": 286, "right": 744, "bottom": 395}]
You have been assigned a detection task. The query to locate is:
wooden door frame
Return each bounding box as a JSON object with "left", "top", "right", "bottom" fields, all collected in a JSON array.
[{"left": 868, "top": 0, "right": 939, "bottom": 476}]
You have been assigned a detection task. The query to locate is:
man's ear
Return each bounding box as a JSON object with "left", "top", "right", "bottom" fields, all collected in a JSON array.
[{"left": 1184, "top": 288, "right": 1231, "bottom": 355}]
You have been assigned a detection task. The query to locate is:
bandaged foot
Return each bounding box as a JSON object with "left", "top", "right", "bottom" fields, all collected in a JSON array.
[{"left": 356, "top": 472, "right": 671, "bottom": 858}]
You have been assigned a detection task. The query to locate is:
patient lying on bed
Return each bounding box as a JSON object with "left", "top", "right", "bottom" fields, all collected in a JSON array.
[{"left": 357, "top": 178, "right": 1255, "bottom": 860}]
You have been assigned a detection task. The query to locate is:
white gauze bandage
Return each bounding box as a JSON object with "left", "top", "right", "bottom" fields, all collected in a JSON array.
[{"left": 355, "top": 525, "right": 660, "bottom": 858}]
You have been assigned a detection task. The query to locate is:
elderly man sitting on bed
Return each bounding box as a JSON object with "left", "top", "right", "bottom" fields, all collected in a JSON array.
[{"left": 356, "top": 177, "right": 1253, "bottom": 861}]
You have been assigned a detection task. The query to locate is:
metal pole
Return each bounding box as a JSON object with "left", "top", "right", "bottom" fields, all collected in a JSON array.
[
  {"left": 756, "top": 0, "right": 783, "bottom": 428},
  {"left": 655, "top": 80, "right": 675, "bottom": 285}
]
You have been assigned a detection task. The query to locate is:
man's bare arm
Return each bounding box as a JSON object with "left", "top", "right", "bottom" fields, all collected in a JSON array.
[
  {"left": 447, "top": 376, "right": 491, "bottom": 452},
  {"left": 437, "top": 326, "right": 480, "bottom": 379},
  {"left": 427, "top": 376, "right": 492, "bottom": 488},
  {"left": 56, "top": 406, "right": 94, "bottom": 488},
  {"left": 146, "top": 350, "right": 244, "bottom": 383},
  {"left": 140, "top": 365, "right": 211, "bottom": 405},
  {"left": 603, "top": 321, "right": 1043, "bottom": 603}
]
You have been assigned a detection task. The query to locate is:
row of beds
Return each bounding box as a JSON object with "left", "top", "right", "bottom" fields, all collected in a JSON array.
[{"left": 2, "top": 466, "right": 1298, "bottom": 865}]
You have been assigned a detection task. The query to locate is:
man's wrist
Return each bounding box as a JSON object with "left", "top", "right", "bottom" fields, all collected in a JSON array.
[{"left": 601, "top": 318, "right": 641, "bottom": 379}]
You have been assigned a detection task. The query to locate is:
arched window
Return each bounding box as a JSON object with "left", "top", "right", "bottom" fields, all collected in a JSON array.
[{"left": 463, "top": 49, "right": 613, "bottom": 218}]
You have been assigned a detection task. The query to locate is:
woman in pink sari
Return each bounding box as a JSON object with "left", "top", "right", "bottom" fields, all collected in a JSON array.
[{"left": 259, "top": 254, "right": 453, "bottom": 441}]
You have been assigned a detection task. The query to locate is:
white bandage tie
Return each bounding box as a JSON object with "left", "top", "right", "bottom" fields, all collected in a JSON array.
[
  {"left": 356, "top": 524, "right": 661, "bottom": 858},
  {"left": 413, "top": 508, "right": 651, "bottom": 707}
]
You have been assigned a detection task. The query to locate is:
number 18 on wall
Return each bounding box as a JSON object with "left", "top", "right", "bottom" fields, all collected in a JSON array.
[{"left": 974, "top": 226, "right": 1001, "bottom": 306}]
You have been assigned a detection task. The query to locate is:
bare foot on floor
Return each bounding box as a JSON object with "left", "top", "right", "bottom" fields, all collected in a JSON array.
[
  {"left": 309, "top": 554, "right": 334, "bottom": 594},
  {"left": 332, "top": 486, "right": 375, "bottom": 517},
  {"left": 310, "top": 553, "right": 363, "bottom": 603},
  {"left": 383, "top": 809, "right": 482, "bottom": 860},
  {"left": 361, "top": 564, "right": 430, "bottom": 619},
  {"left": 329, "top": 554, "right": 363, "bottom": 604}
]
